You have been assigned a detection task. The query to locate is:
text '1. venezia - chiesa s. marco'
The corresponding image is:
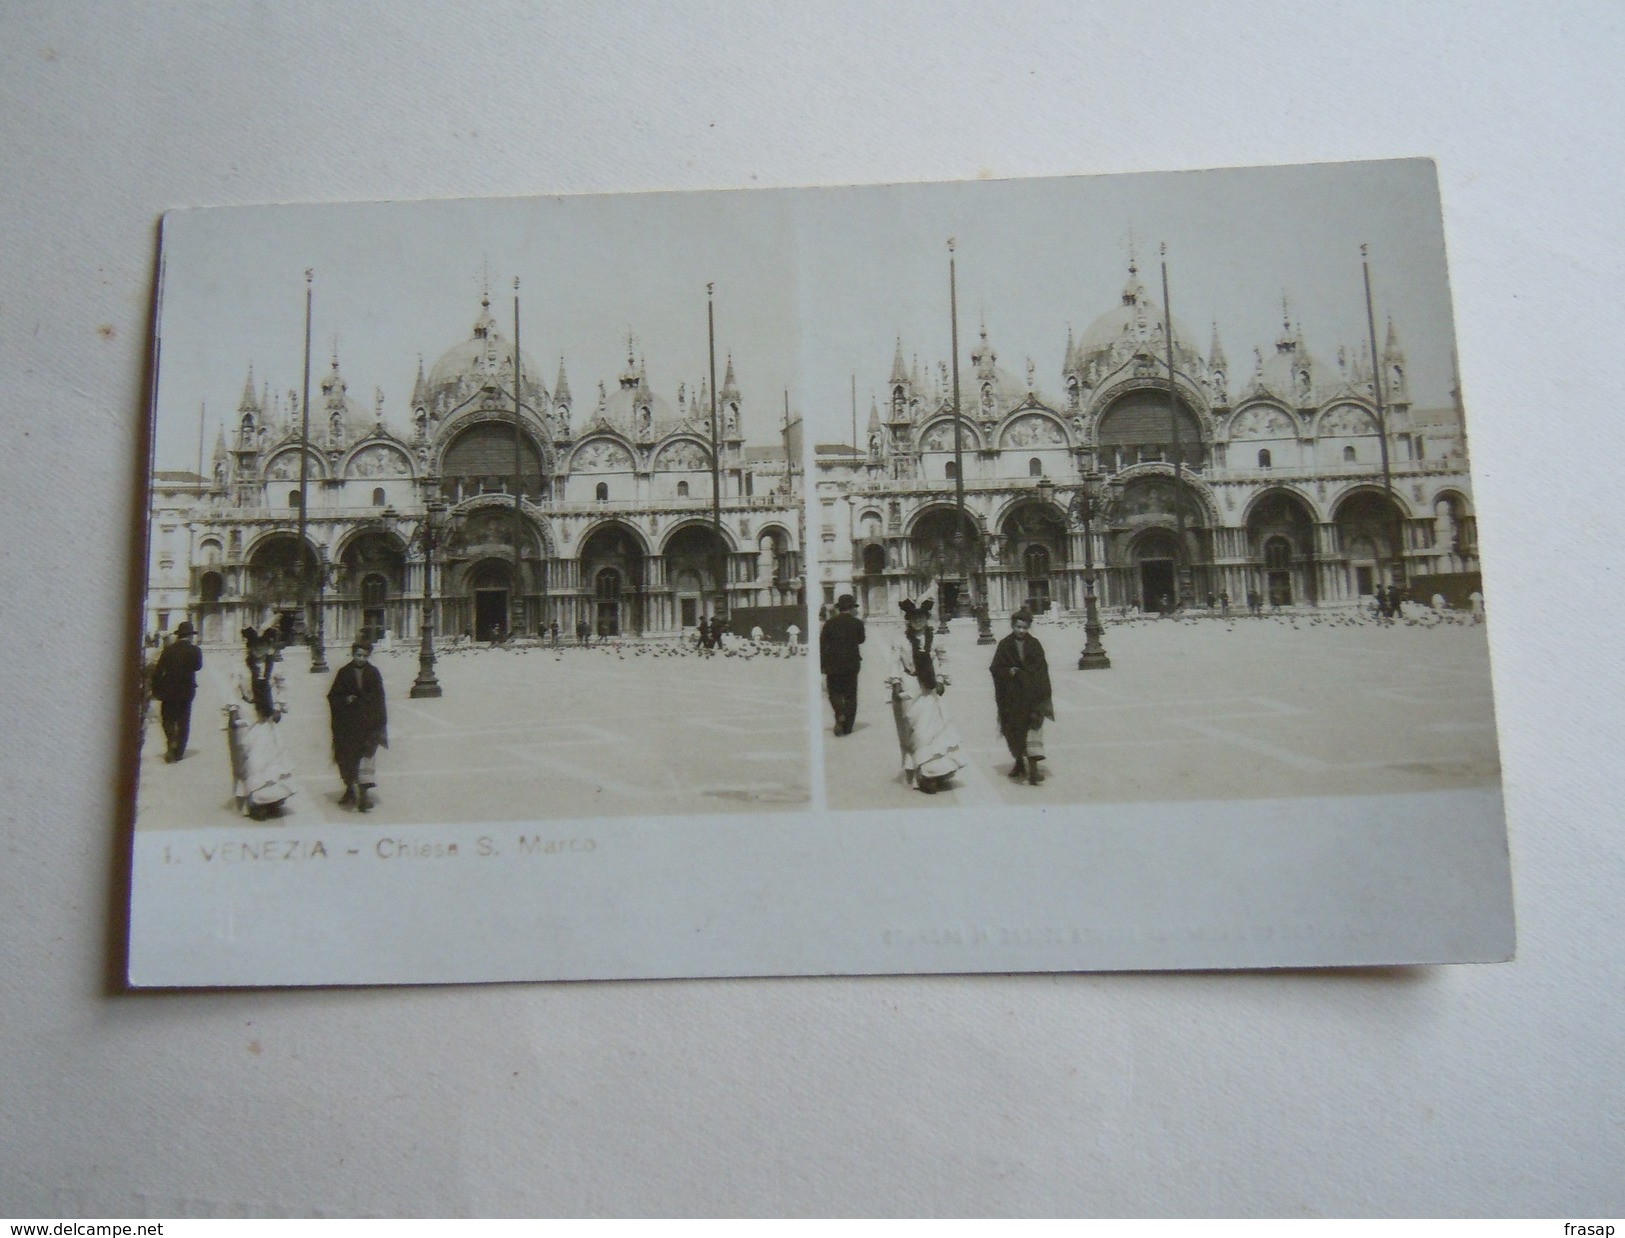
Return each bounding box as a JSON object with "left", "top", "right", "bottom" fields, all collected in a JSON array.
[
  {"left": 815, "top": 258, "right": 1477, "bottom": 620},
  {"left": 146, "top": 289, "right": 804, "bottom": 648}
]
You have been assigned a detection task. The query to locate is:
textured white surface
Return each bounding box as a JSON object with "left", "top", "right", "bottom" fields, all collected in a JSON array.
[{"left": 1, "top": 0, "right": 1620, "bottom": 1217}]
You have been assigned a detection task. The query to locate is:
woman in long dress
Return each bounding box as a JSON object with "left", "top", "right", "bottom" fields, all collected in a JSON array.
[
  {"left": 224, "top": 627, "right": 298, "bottom": 819},
  {"left": 884, "top": 599, "right": 966, "bottom": 794}
]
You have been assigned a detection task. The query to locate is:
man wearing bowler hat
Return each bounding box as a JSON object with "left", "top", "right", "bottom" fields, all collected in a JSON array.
[
  {"left": 819, "top": 594, "right": 866, "bottom": 736},
  {"left": 150, "top": 620, "right": 203, "bottom": 763}
]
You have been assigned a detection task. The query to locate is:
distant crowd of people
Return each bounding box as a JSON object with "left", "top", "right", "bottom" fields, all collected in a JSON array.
[{"left": 146, "top": 622, "right": 389, "bottom": 820}]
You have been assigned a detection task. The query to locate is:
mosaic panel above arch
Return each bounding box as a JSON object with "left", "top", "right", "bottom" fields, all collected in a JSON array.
[
  {"left": 998, "top": 413, "right": 1067, "bottom": 449},
  {"left": 345, "top": 443, "right": 413, "bottom": 478},
  {"left": 653, "top": 439, "right": 711, "bottom": 471},
  {"left": 264, "top": 447, "right": 327, "bottom": 482},
  {"left": 1319, "top": 404, "right": 1380, "bottom": 436},
  {"left": 572, "top": 438, "right": 636, "bottom": 472},
  {"left": 1228, "top": 406, "right": 1297, "bottom": 441},
  {"left": 919, "top": 419, "right": 982, "bottom": 452}
]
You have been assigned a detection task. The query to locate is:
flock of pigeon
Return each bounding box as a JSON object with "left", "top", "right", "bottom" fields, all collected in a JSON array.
[
  {"left": 378, "top": 635, "right": 809, "bottom": 664},
  {"left": 1053, "top": 603, "right": 1484, "bottom": 633}
]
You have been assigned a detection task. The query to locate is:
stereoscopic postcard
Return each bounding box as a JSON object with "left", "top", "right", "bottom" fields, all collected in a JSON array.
[{"left": 129, "top": 159, "right": 1512, "bottom": 987}]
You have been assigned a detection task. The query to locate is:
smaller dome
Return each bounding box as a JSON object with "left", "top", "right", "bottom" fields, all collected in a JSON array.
[
  {"left": 316, "top": 357, "right": 386, "bottom": 441},
  {"left": 602, "top": 381, "right": 677, "bottom": 433},
  {"left": 1249, "top": 319, "right": 1335, "bottom": 406}
]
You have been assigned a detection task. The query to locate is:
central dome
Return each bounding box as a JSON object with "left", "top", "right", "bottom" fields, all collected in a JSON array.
[
  {"left": 1076, "top": 269, "right": 1197, "bottom": 366},
  {"left": 423, "top": 297, "right": 546, "bottom": 413}
]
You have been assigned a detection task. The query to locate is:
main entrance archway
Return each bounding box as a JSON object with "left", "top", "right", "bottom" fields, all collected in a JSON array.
[
  {"left": 1132, "top": 529, "right": 1180, "bottom": 613},
  {"left": 909, "top": 506, "right": 982, "bottom": 618},
  {"left": 469, "top": 558, "right": 513, "bottom": 641}
]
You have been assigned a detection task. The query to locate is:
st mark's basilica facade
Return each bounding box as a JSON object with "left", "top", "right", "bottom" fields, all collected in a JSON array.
[
  {"left": 146, "top": 294, "right": 803, "bottom": 647},
  {"left": 815, "top": 263, "right": 1479, "bottom": 620}
]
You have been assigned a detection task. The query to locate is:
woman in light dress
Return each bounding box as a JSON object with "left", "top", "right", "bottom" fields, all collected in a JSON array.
[
  {"left": 884, "top": 599, "right": 966, "bottom": 794},
  {"left": 224, "top": 627, "right": 298, "bottom": 819}
]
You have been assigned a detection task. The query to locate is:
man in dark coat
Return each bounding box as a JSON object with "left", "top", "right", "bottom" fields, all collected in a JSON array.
[
  {"left": 327, "top": 640, "right": 388, "bottom": 811},
  {"left": 989, "top": 606, "right": 1055, "bottom": 785},
  {"left": 150, "top": 620, "right": 203, "bottom": 763},
  {"left": 819, "top": 594, "right": 865, "bottom": 736}
]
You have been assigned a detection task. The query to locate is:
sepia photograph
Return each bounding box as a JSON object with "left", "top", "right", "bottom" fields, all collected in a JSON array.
[
  {"left": 808, "top": 160, "right": 1501, "bottom": 813},
  {"left": 138, "top": 193, "right": 810, "bottom": 838},
  {"left": 130, "top": 162, "right": 1512, "bottom": 988}
]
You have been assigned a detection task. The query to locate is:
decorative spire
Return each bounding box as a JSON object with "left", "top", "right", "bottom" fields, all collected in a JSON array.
[
  {"left": 410, "top": 354, "right": 427, "bottom": 406},
  {"left": 619, "top": 334, "right": 639, "bottom": 389},
  {"left": 238, "top": 364, "right": 260, "bottom": 412},
  {"left": 553, "top": 357, "right": 572, "bottom": 406},
  {"left": 720, "top": 353, "right": 739, "bottom": 402},
  {"left": 321, "top": 347, "right": 346, "bottom": 398},
  {"left": 1064, "top": 324, "right": 1077, "bottom": 373},
  {"left": 972, "top": 319, "right": 996, "bottom": 377},
  {"left": 1275, "top": 295, "right": 1297, "bottom": 353},
  {"left": 1208, "top": 320, "right": 1227, "bottom": 370},
  {"left": 889, "top": 336, "right": 908, "bottom": 385},
  {"left": 867, "top": 395, "right": 881, "bottom": 432},
  {"left": 1383, "top": 317, "right": 1405, "bottom": 362},
  {"left": 212, "top": 423, "right": 229, "bottom": 461}
]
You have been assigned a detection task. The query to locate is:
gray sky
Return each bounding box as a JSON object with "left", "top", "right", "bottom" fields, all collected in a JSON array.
[{"left": 154, "top": 159, "right": 1459, "bottom": 471}]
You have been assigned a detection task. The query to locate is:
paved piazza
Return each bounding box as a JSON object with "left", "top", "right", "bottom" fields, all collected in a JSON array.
[
  {"left": 137, "top": 639, "right": 811, "bottom": 828},
  {"left": 823, "top": 611, "right": 1502, "bottom": 810}
]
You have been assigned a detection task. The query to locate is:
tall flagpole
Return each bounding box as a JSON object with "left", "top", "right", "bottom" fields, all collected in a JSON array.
[
  {"left": 1160, "top": 244, "right": 1189, "bottom": 610},
  {"left": 1362, "top": 244, "right": 1402, "bottom": 590},
  {"left": 511, "top": 275, "right": 524, "bottom": 639},
  {"left": 947, "top": 239, "right": 994, "bottom": 644},
  {"left": 708, "top": 283, "right": 725, "bottom": 627},
  {"left": 297, "top": 269, "right": 328, "bottom": 671},
  {"left": 782, "top": 390, "right": 792, "bottom": 496}
]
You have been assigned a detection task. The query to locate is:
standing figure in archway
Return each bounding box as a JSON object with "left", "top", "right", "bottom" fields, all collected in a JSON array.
[
  {"left": 990, "top": 607, "right": 1055, "bottom": 786},
  {"left": 328, "top": 641, "right": 388, "bottom": 812},
  {"left": 884, "top": 599, "right": 964, "bottom": 794},
  {"left": 225, "top": 628, "right": 297, "bottom": 819}
]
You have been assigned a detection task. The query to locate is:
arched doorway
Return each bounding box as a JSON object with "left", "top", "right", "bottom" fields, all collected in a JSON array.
[
  {"left": 909, "top": 506, "right": 981, "bottom": 618},
  {"left": 245, "top": 533, "right": 319, "bottom": 643},
  {"left": 594, "top": 567, "right": 624, "bottom": 636},
  {"left": 1334, "top": 489, "right": 1407, "bottom": 596},
  {"left": 469, "top": 559, "right": 513, "bottom": 641},
  {"left": 444, "top": 506, "right": 550, "bottom": 637},
  {"left": 1113, "top": 472, "right": 1211, "bottom": 608},
  {"left": 1263, "top": 537, "right": 1293, "bottom": 607},
  {"left": 1246, "top": 490, "right": 1317, "bottom": 608},
  {"left": 580, "top": 522, "right": 647, "bottom": 636},
  {"left": 663, "top": 523, "right": 727, "bottom": 628},
  {"left": 1131, "top": 529, "right": 1180, "bottom": 613},
  {"left": 340, "top": 529, "right": 407, "bottom": 646},
  {"left": 1000, "top": 502, "right": 1069, "bottom": 615}
]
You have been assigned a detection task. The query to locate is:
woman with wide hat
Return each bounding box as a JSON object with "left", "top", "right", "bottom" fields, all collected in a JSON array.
[
  {"left": 224, "top": 627, "right": 298, "bottom": 819},
  {"left": 884, "top": 599, "right": 965, "bottom": 794}
]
